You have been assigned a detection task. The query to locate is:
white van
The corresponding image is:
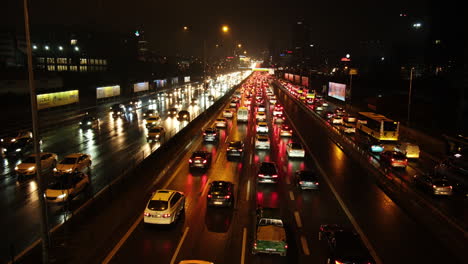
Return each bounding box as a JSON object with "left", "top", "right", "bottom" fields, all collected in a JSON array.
[
  {"left": 395, "top": 142, "right": 420, "bottom": 159},
  {"left": 237, "top": 107, "right": 249, "bottom": 122}
]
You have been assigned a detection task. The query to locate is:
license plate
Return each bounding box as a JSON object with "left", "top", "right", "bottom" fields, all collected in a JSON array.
[
  {"left": 266, "top": 248, "right": 275, "bottom": 251},
  {"left": 214, "top": 201, "right": 222, "bottom": 205}
]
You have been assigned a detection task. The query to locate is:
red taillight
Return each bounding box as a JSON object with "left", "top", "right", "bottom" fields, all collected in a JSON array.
[
  {"left": 391, "top": 158, "right": 395, "bottom": 161},
  {"left": 144, "top": 212, "right": 151, "bottom": 217},
  {"left": 258, "top": 174, "right": 265, "bottom": 177},
  {"left": 272, "top": 174, "right": 278, "bottom": 178},
  {"left": 162, "top": 213, "right": 171, "bottom": 218},
  {"left": 203, "top": 160, "right": 207, "bottom": 164},
  {"left": 432, "top": 185, "right": 437, "bottom": 189},
  {"left": 189, "top": 159, "right": 193, "bottom": 163},
  {"left": 208, "top": 194, "right": 212, "bottom": 198},
  {"left": 335, "top": 261, "right": 344, "bottom": 264},
  {"left": 315, "top": 182, "right": 319, "bottom": 185},
  {"left": 227, "top": 148, "right": 230, "bottom": 151},
  {"left": 225, "top": 195, "right": 230, "bottom": 199},
  {"left": 253, "top": 242, "right": 257, "bottom": 248},
  {"left": 284, "top": 244, "right": 288, "bottom": 249},
  {"left": 239, "top": 149, "right": 243, "bottom": 151},
  {"left": 299, "top": 181, "right": 303, "bottom": 185},
  {"left": 449, "top": 186, "right": 453, "bottom": 189}
]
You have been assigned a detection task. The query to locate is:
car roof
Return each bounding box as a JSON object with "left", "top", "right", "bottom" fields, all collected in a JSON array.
[
  {"left": 258, "top": 122, "right": 267, "bottom": 125},
  {"left": 211, "top": 180, "right": 233, "bottom": 186},
  {"left": 256, "top": 134, "right": 269, "bottom": 139},
  {"left": 64, "top": 153, "right": 86, "bottom": 158},
  {"left": 192, "top": 150, "right": 209, "bottom": 156},
  {"left": 152, "top": 190, "right": 178, "bottom": 201}
]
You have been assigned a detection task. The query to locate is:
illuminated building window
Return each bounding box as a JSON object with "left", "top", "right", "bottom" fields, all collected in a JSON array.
[
  {"left": 90, "top": 59, "right": 95, "bottom": 64},
  {"left": 47, "top": 65, "right": 56, "bottom": 71},
  {"left": 69, "top": 65, "right": 78, "bottom": 71},
  {"left": 57, "top": 58, "right": 67, "bottom": 64},
  {"left": 57, "top": 65, "right": 67, "bottom": 71},
  {"left": 80, "top": 58, "right": 88, "bottom": 64},
  {"left": 435, "top": 40, "right": 441, "bottom": 44},
  {"left": 102, "top": 59, "right": 107, "bottom": 65},
  {"left": 37, "top": 57, "right": 45, "bottom": 64},
  {"left": 47, "top": 58, "right": 55, "bottom": 64},
  {"left": 36, "top": 65, "right": 45, "bottom": 70},
  {"left": 79, "top": 66, "right": 87, "bottom": 72},
  {"left": 71, "top": 39, "right": 77, "bottom": 45}
]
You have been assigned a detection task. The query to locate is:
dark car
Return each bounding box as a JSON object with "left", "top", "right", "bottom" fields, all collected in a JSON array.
[
  {"left": 79, "top": 116, "right": 100, "bottom": 129},
  {"left": 295, "top": 170, "right": 319, "bottom": 190},
  {"left": 177, "top": 110, "right": 190, "bottom": 121},
  {"left": 413, "top": 173, "right": 453, "bottom": 196},
  {"left": 319, "top": 224, "right": 375, "bottom": 264},
  {"left": 380, "top": 151, "right": 408, "bottom": 168},
  {"left": 434, "top": 155, "right": 468, "bottom": 195},
  {"left": 257, "top": 162, "right": 279, "bottom": 184},
  {"left": 203, "top": 127, "right": 219, "bottom": 142},
  {"left": 168, "top": 107, "right": 178, "bottom": 117},
  {"left": 189, "top": 151, "right": 212, "bottom": 169},
  {"left": 207, "top": 181, "right": 234, "bottom": 207},
  {"left": 110, "top": 103, "right": 126, "bottom": 117},
  {"left": 1, "top": 137, "right": 33, "bottom": 157},
  {"left": 226, "top": 141, "right": 244, "bottom": 158}
]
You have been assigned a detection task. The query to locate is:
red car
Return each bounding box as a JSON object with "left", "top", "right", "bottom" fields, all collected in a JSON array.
[{"left": 380, "top": 151, "right": 408, "bottom": 168}]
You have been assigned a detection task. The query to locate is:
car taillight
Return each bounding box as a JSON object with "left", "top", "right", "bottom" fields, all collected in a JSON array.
[
  {"left": 227, "top": 148, "right": 230, "bottom": 151},
  {"left": 315, "top": 182, "right": 319, "bottom": 185},
  {"left": 335, "top": 261, "right": 344, "bottom": 264},
  {"left": 272, "top": 174, "right": 278, "bottom": 178},
  {"left": 203, "top": 133, "right": 206, "bottom": 135},
  {"left": 208, "top": 194, "right": 212, "bottom": 198},
  {"left": 299, "top": 181, "right": 303, "bottom": 185},
  {"left": 239, "top": 149, "right": 243, "bottom": 151},
  {"left": 189, "top": 159, "right": 193, "bottom": 163},
  {"left": 284, "top": 244, "right": 288, "bottom": 249},
  {"left": 258, "top": 174, "right": 264, "bottom": 177},
  {"left": 203, "top": 160, "right": 207, "bottom": 164},
  {"left": 449, "top": 186, "right": 453, "bottom": 189},
  {"left": 162, "top": 213, "right": 171, "bottom": 218},
  {"left": 253, "top": 242, "right": 257, "bottom": 248},
  {"left": 391, "top": 158, "right": 395, "bottom": 161},
  {"left": 225, "top": 195, "right": 230, "bottom": 199},
  {"left": 144, "top": 212, "right": 151, "bottom": 217}
]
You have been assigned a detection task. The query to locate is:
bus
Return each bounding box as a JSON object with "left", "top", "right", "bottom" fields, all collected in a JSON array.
[{"left": 356, "top": 112, "right": 399, "bottom": 141}]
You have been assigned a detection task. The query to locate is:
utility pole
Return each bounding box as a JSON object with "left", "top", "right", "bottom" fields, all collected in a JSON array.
[
  {"left": 407, "top": 67, "right": 414, "bottom": 127},
  {"left": 23, "top": 0, "right": 50, "bottom": 263}
]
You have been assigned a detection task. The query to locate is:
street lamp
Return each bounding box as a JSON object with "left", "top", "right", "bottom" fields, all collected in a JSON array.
[
  {"left": 222, "top": 25, "right": 229, "bottom": 33},
  {"left": 237, "top": 43, "right": 242, "bottom": 48}
]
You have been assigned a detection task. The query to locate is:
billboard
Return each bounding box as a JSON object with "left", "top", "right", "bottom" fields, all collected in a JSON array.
[
  {"left": 37, "top": 90, "right": 79, "bottom": 110},
  {"left": 328, "top": 82, "right": 346, "bottom": 101},
  {"left": 184, "top": 76, "right": 190, "bottom": 83},
  {"left": 294, "top": 75, "right": 300, "bottom": 84},
  {"left": 133, "top": 82, "right": 149, "bottom": 93},
  {"left": 154, "top": 79, "right": 167, "bottom": 88},
  {"left": 301, "top": 76, "right": 309, "bottom": 87},
  {"left": 171, "top": 77, "right": 179, "bottom": 85},
  {"left": 96, "top": 85, "right": 120, "bottom": 99}
]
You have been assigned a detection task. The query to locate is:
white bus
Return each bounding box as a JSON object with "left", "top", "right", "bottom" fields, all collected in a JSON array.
[
  {"left": 237, "top": 107, "right": 249, "bottom": 122},
  {"left": 356, "top": 112, "right": 399, "bottom": 141}
]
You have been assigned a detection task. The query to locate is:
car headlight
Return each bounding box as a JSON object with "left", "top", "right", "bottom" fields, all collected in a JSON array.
[
  {"left": 53, "top": 168, "right": 57, "bottom": 172},
  {"left": 118, "top": 112, "right": 121, "bottom": 114},
  {"left": 66, "top": 168, "right": 72, "bottom": 172},
  {"left": 15, "top": 166, "right": 19, "bottom": 170},
  {"left": 57, "top": 193, "right": 67, "bottom": 199},
  {"left": 87, "top": 121, "right": 92, "bottom": 125},
  {"left": 16, "top": 148, "right": 22, "bottom": 152},
  {"left": 28, "top": 166, "right": 35, "bottom": 171},
  {"left": 79, "top": 122, "right": 82, "bottom": 125}
]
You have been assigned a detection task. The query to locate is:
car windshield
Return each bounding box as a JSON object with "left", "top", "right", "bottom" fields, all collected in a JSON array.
[
  {"left": 433, "top": 180, "right": 451, "bottom": 186},
  {"left": 60, "top": 157, "right": 77, "bottom": 164},
  {"left": 230, "top": 142, "right": 242, "bottom": 148},
  {"left": 148, "top": 200, "right": 168, "bottom": 211},
  {"left": 209, "top": 185, "right": 229, "bottom": 195},
  {"left": 22, "top": 156, "right": 37, "bottom": 163},
  {"left": 291, "top": 143, "right": 302, "bottom": 149},
  {"left": 149, "top": 128, "right": 162, "bottom": 133},
  {"left": 82, "top": 116, "right": 94, "bottom": 122},
  {"left": 48, "top": 180, "right": 74, "bottom": 190},
  {"left": 260, "top": 162, "right": 276, "bottom": 171},
  {"left": 258, "top": 137, "right": 268, "bottom": 142},
  {"left": 393, "top": 153, "right": 406, "bottom": 159},
  {"left": 299, "top": 171, "right": 317, "bottom": 181},
  {"left": 192, "top": 152, "right": 207, "bottom": 158},
  {"left": 148, "top": 117, "right": 159, "bottom": 121}
]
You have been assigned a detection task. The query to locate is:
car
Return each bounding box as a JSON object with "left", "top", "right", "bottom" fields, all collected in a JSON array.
[
  {"left": 237, "top": 107, "right": 249, "bottom": 122},
  {"left": 257, "top": 104, "right": 266, "bottom": 112},
  {"left": 319, "top": 224, "right": 375, "bottom": 264},
  {"left": 325, "top": 111, "right": 334, "bottom": 119},
  {"left": 331, "top": 116, "right": 343, "bottom": 125},
  {"left": 269, "top": 96, "right": 277, "bottom": 104},
  {"left": 257, "top": 162, "right": 279, "bottom": 183},
  {"left": 110, "top": 103, "right": 126, "bottom": 117},
  {"left": 256, "top": 122, "right": 269, "bottom": 133},
  {"left": 177, "top": 110, "right": 191, "bottom": 121},
  {"left": 343, "top": 115, "right": 357, "bottom": 123},
  {"left": 203, "top": 127, "right": 219, "bottom": 142},
  {"left": 286, "top": 142, "right": 305, "bottom": 158},
  {"left": 168, "top": 107, "right": 178, "bottom": 116},
  {"left": 1, "top": 137, "right": 33, "bottom": 157},
  {"left": 145, "top": 116, "right": 161, "bottom": 128},
  {"left": 334, "top": 107, "right": 346, "bottom": 116},
  {"left": 434, "top": 155, "right": 468, "bottom": 195},
  {"left": 279, "top": 124, "right": 293, "bottom": 137},
  {"left": 1, "top": 130, "right": 32, "bottom": 144},
  {"left": 215, "top": 118, "right": 227, "bottom": 128},
  {"left": 125, "top": 103, "right": 137, "bottom": 113},
  {"left": 143, "top": 189, "right": 185, "bottom": 225},
  {"left": 226, "top": 141, "right": 244, "bottom": 157},
  {"left": 255, "top": 135, "right": 270, "bottom": 150},
  {"left": 15, "top": 152, "right": 58, "bottom": 177},
  {"left": 129, "top": 99, "right": 142, "bottom": 108},
  {"left": 413, "top": 173, "right": 453, "bottom": 196},
  {"left": 79, "top": 115, "right": 100, "bottom": 129},
  {"left": 229, "top": 100, "right": 238, "bottom": 108},
  {"left": 143, "top": 109, "right": 158, "bottom": 118},
  {"left": 273, "top": 114, "right": 286, "bottom": 124},
  {"left": 339, "top": 123, "right": 356, "bottom": 134},
  {"left": 315, "top": 104, "right": 324, "bottom": 111},
  {"left": 54, "top": 153, "right": 91, "bottom": 173},
  {"left": 295, "top": 170, "right": 319, "bottom": 190},
  {"left": 207, "top": 181, "right": 234, "bottom": 207},
  {"left": 189, "top": 151, "right": 212, "bottom": 169},
  {"left": 395, "top": 142, "right": 420, "bottom": 159},
  {"left": 147, "top": 126, "right": 166, "bottom": 142},
  {"left": 273, "top": 104, "right": 283, "bottom": 116},
  {"left": 148, "top": 98, "right": 157, "bottom": 104},
  {"left": 45, "top": 172, "right": 90, "bottom": 203},
  {"left": 306, "top": 98, "right": 314, "bottom": 105},
  {"left": 256, "top": 111, "right": 267, "bottom": 122},
  {"left": 380, "top": 151, "right": 408, "bottom": 168},
  {"left": 222, "top": 109, "right": 234, "bottom": 119}
]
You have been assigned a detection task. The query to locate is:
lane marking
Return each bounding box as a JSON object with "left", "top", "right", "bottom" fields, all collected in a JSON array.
[
  {"left": 249, "top": 153, "right": 253, "bottom": 165},
  {"left": 170, "top": 226, "right": 190, "bottom": 264},
  {"left": 286, "top": 176, "right": 291, "bottom": 185},
  {"left": 102, "top": 214, "right": 143, "bottom": 264},
  {"left": 300, "top": 235, "right": 310, "bottom": 256},
  {"left": 246, "top": 180, "right": 251, "bottom": 201},
  {"left": 289, "top": 191, "right": 295, "bottom": 201},
  {"left": 241, "top": 228, "right": 247, "bottom": 264},
  {"left": 294, "top": 211, "right": 302, "bottom": 228}
]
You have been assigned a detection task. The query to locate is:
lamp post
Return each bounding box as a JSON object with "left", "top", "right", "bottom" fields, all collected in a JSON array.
[{"left": 407, "top": 67, "right": 414, "bottom": 127}]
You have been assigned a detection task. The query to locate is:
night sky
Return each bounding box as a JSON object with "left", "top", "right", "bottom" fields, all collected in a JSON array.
[{"left": 3, "top": 0, "right": 429, "bottom": 57}]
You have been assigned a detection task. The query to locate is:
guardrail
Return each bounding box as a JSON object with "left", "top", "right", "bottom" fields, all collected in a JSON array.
[{"left": 273, "top": 80, "right": 467, "bottom": 262}]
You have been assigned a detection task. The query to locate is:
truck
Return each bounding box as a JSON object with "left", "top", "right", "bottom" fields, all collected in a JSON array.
[{"left": 252, "top": 208, "right": 287, "bottom": 256}]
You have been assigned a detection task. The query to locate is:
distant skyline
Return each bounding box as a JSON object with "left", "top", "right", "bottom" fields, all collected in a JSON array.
[{"left": 3, "top": 0, "right": 431, "bottom": 57}]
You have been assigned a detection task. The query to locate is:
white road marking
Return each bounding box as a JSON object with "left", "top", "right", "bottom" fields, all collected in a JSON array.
[
  {"left": 300, "top": 235, "right": 310, "bottom": 256},
  {"left": 241, "top": 228, "right": 247, "bottom": 264},
  {"left": 289, "top": 191, "right": 295, "bottom": 200},
  {"left": 246, "top": 180, "right": 251, "bottom": 201},
  {"left": 170, "top": 226, "right": 190, "bottom": 264},
  {"left": 102, "top": 214, "right": 143, "bottom": 264},
  {"left": 249, "top": 153, "right": 253, "bottom": 164},
  {"left": 294, "top": 211, "right": 302, "bottom": 228}
]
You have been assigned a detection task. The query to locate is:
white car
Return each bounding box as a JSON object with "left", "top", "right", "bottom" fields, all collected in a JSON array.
[
  {"left": 331, "top": 116, "right": 343, "bottom": 125},
  {"left": 55, "top": 153, "right": 92, "bottom": 173},
  {"left": 286, "top": 143, "right": 305, "bottom": 158},
  {"left": 223, "top": 109, "right": 234, "bottom": 118},
  {"left": 257, "top": 104, "right": 266, "bottom": 112},
  {"left": 45, "top": 172, "right": 90, "bottom": 203},
  {"left": 15, "top": 152, "right": 58, "bottom": 176},
  {"left": 280, "top": 124, "right": 293, "bottom": 137},
  {"left": 344, "top": 115, "right": 357, "bottom": 123},
  {"left": 144, "top": 189, "right": 185, "bottom": 225},
  {"left": 256, "top": 111, "right": 267, "bottom": 122},
  {"left": 215, "top": 118, "right": 227, "bottom": 128},
  {"left": 256, "top": 122, "right": 269, "bottom": 133},
  {"left": 322, "top": 101, "right": 329, "bottom": 107},
  {"left": 340, "top": 123, "right": 356, "bottom": 134},
  {"left": 255, "top": 135, "right": 270, "bottom": 150}
]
